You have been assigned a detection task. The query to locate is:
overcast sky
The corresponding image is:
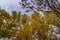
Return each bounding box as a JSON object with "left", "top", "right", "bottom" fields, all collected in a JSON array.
[
  {"left": 0, "top": 0, "right": 24, "bottom": 14},
  {"left": 0, "top": 0, "right": 60, "bottom": 14}
]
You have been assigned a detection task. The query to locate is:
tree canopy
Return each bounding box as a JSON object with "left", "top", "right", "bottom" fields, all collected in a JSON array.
[
  {"left": 0, "top": 0, "right": 60, "bottom": 40},
  {"left": 0, "top": 8, "right": 60, "bottom": 40}
]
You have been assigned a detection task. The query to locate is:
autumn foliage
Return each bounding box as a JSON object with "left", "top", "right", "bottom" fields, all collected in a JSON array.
[{"left": 0, "top": 8, "right": 60, "bottom": 40}]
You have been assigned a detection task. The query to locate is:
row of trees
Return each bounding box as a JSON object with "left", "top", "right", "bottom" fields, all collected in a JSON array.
[{"left": 0, "top": 7, "right": 60, "bottom": 40}]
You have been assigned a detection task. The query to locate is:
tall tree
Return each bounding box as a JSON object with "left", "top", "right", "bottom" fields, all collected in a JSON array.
[{"left": 0, "top": 8, "right": 60, "bottom": 40}]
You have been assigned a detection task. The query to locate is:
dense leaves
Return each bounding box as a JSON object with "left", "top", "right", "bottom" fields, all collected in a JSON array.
[{"left": 0, "top": 8, "right": 60, "bottom": 40}]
